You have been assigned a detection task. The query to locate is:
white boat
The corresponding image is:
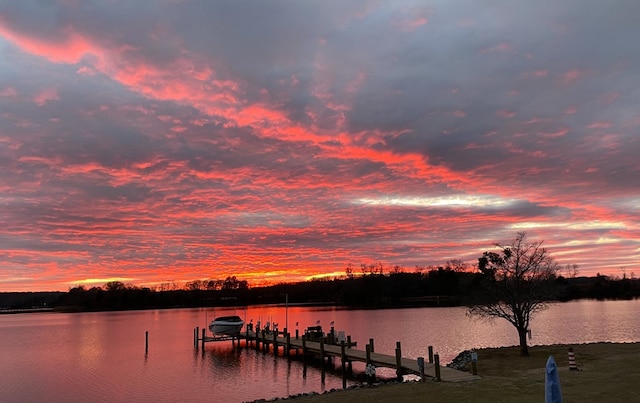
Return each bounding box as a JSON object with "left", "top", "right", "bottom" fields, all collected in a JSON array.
[{"left": 208, "top": 315, "right": 244, "bottom": 336}]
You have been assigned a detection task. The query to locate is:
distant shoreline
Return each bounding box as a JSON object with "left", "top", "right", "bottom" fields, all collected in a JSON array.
[{"left": 0, "top": 307, "right": 54, "bottom": 314}]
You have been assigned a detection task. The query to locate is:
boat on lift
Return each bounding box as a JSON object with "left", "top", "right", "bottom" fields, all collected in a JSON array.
[{"left": 208, "top": 315, "right": 244, "bottom": 336}]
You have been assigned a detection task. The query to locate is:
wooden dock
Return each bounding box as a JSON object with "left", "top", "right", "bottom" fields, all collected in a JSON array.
[{"left": 194, "top": 326, "right": 479, "bottom": 383}]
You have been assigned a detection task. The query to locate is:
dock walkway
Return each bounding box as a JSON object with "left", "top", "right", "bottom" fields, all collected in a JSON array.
[{"left": 219, "top": 329, "right": 480, "bottom": 382}]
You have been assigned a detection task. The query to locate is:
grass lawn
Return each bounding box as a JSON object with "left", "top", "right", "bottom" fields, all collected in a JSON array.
[{"left": 287, "top": 342, "right": 640, "bottom": 403}]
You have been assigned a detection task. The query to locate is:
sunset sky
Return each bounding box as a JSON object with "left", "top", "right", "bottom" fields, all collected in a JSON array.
[{"left": 1, "top": 1, "right": 639, "bottom": 292}]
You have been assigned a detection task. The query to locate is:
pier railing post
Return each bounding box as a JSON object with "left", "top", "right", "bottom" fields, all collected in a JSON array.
[
  {"left": 428, "top": 346, "right": 434, "bottom": 363},
  {"left": 395, "top": 341, "right": 403, "bottom": 381},
  {"left": 434, "top": 353, "right": 441, "bottom": 381},
  {"left": 417, "top": 357, "right": 425, "bottom": 382},
  {"left": 341, "top": 340, "right": 347, "bottom": 389},
  {"left": 262, "top": 330, "right": 267, "bottom": 352},
  {"left": 302, "top": 336, "right": 307, "bottom": 365},
  {"left": 273, "top": 330, "right": 278, "bottom": 356},
  {"left": 320, "top": 337, "right": 326, "bottom": 384},
  {"left": 286, "top": 332, "right": 291, "bottom": 357},
  {"left": 302, "top": 336, "right": 307, "bottom": 379}
]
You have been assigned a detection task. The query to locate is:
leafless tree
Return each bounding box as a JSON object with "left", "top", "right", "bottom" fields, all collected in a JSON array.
[
  {"left": 468, "top": 232, "right": 560, "bottom": 356},
  {"left": 564, "top": 263, "right": 579, "bottom": 279}
]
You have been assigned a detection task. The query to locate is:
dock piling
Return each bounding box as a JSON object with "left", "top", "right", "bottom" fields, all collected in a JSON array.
[
  {"left": 341, "top": 340, "right": 347, "bottom": 389},
  {"left": 145, "top": 331, "right": 149, "bottom": 353},
  {"left": 417, "top": 357, "right": 425, "bottom": 382},
  {"left": 286, "top": 332, "right": 291, "bottom": 357},
  {"left": 395, "top": 342, "right": 403, "bottom": 381},
  {"left": 194, "top": 327, "right": 199, "bottom": 347},
  {"left": 320, "top": 337, "right": 325, "bottom": 384},
  {"left": 428, "top": 346, "right": 434, "bottom": 363},
  {"left": 369, "top": 338, "right": 375, "bottom": 353},
  {"left": 302, "top": 336, "right": 307, "bottom": 367},
  {"left": 273, "top": 331, "right": 278, "bottom": 356},
  {"left": 434, "top": 353, "right": 441, "bottom": 381},
  {"left": 365, "top": 343, "right": 371, "bottom": 367}
]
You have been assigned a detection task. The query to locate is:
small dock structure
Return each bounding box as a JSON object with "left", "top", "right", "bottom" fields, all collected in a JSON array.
[{"left": 194, "top": 323, "right": 479, "bottom": 384}]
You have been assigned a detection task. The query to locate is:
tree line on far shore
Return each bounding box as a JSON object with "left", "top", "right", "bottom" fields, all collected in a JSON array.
[{"left": 1, "top": 266, "right": 639, "bottom": 312}]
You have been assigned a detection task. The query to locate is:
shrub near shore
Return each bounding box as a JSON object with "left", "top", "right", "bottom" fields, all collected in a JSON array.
[{"left": 286, "top": 343, "right": 640, "bottom": 403}]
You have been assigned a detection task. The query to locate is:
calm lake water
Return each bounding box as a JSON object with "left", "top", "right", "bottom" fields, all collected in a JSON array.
[{"left": 0, "top": 299, "right": 638, "bottom": 402}]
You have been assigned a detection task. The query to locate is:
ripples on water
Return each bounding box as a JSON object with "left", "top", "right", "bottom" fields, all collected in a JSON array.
[{"left": 0, "top": 299, "right": 637, "bottom": 402}]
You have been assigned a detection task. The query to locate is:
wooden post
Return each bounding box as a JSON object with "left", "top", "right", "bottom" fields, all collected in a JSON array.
[
  {"left": 255, "top": 329, "right": 260, "bottom": 350},
  {"left": 194, "top": 327, "right": 198, "bottom": 347},
  {"left": 347, "top": 335, "right": 352, "bottom": 348},
  {"left": 395, "top": 342, "right": 403, "bottom": 381},
  {"left": 428, "top": 346, "right": 434, "bottom": 363},
  {"left": 369, "top": 338, "right": 375, "bottom": 353},
  {"left": 302, "top": 337, "right": 307, "bottom": 365},
  {"left": 262, "top": 330, "right": 268, "bottom": 352},
  {"left": 273, "top": 330, "right": 278, "bottom": 356},
  {"left": 320, "top": 337, "right": 326, "bottom": 384},
  {"left": 341, "top": 340, "right": 347, "bottom": 389},
  {"left": 417, "top": 357, "right": 425, "bottom": 382},
  {"left": 365, "top": 344, "right": 371, "bottom": 367},
  {"left": 145, "top": 331, "right": 149, "bottom": 353},
  {"left": 302, "top": 338, "right": 307, "bottom": 378},
  {"left": 434, "top": 353, "right": 441, "bottom": 381},
  {"left": 295, "top": 328, "right": 299, "bottom": 339},
  {"left": 286, "top": 332, "right": 291, "bottom": 357},
  {"left": 201, "top": 328, "right": 206, "bottom": 350}
]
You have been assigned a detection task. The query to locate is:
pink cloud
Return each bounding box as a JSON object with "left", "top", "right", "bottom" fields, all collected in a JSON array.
[
  {"left": 598, "top": 92, "right": 621, "bottom": 105},
  {"left": 0, "top": 86, "right": 18, "bottom": 97},
  {"left": 33, "top": 88, "right": 59, "bottom": 106},
  {"left": 538, "top": 128, "right": 569, "bottom": 138},
  {"left": 480, "top": 43, "right": 513, "bottom": 54},
  {"left": 523, "top": 69, "right": 548, "bottom": 78},
  {"left": 586, "top": 121, "right": 612, "bottom": 130},
  {"left": 0, "top": 24, "right": 101, "bottom": 64},
  {"left": 560, "top": 68, "right": 586, "bottom": 84},
  {"left": 496, "top": 109, "right": 516, "bottom": 119}
]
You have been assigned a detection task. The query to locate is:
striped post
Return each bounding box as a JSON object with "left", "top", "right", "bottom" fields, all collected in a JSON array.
[{"left": 568, "top": 347, "right": 579, "bottom": 371}]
